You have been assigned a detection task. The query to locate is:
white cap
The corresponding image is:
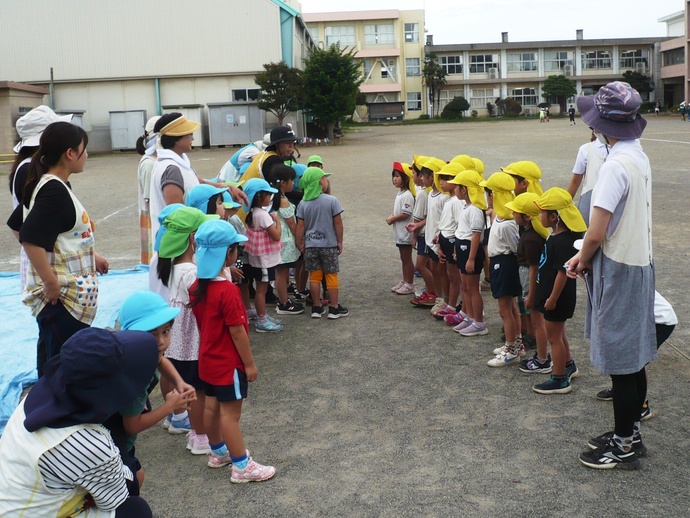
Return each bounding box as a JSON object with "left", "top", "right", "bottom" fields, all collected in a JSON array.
[{"left": 14, "top": 105, "right": 73, "bottom": 153}]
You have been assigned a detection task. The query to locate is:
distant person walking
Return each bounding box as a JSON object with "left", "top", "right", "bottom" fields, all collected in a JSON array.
[{"left": 568, "top": 104, "right": 576, "bottom": 125}]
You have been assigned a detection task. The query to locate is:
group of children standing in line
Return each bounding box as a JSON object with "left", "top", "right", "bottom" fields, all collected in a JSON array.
[{"left": 387, "top": 154, "right": 588, "bottom": 394}]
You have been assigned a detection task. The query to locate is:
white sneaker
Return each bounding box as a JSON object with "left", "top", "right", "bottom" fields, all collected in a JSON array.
[
  {"left": 492, "top": 344, "right": 526, "bottom": 356},
  {"left": 487, "top": 350, "right": 520, "bottom": 367},
  {"left": 391, "top": 281, "right": 405, "bottom": 292},
  {"left": 395, "top": 282, "right": 416, "bottom": 295}
]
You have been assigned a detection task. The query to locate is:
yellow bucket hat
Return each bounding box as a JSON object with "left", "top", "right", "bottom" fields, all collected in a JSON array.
[
  {"left": 421, "top": 157, "right": 446, "bottom": 173},
  {"left": 480, "top": 172, "right": 515, "bottom": 220},
  {"left": 504, "top": 192, "right": 550, "bottom": 239},
  {"left": 534, "top": 187, "right": 588, "bottom": 232},
  {"left": 502, "top": 160, "right": 543, "bottom": 195},
  {"left": 434, "top": 162, "right": 464, "bottom": 193},
  {"left": 448, "top": 170, "right": 487, "bottom": 210},
  {"left": 393, "top": 161, "right": 417, "bottom": 197},
  {"left": 472, "top": 157, "right": 485, "bottom": 176},
  {"left": 413, "top": 154, "right": 430, "bottom": 172},
  {"left": 450, "top": 154, "right": 475, "bottom": 170}
]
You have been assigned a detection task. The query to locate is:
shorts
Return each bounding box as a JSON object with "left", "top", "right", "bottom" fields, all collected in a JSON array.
[
  {"left": 396, "top": 243, "right": 413, "bottom": 248},
  {"left": 243, "top": 264, "right": 276, "bottom": 283},
  {"left": 438, "top": 234, "right": 457, "bottom": 265},
  {"left": 455, "top": 239, "right": 485, "bottom": 275},
  {"left": 489, "top": 254, "right": 521, "bottom": 299},
  {"left": 304, "top": 247, "right": 339, "bottom": 274},
  {"left": 277, "top": 261, "right": 297, "bottom": 270},
  {"left": 204, "top": 369, "right": 248, "bottom": 402},
  {"left": 427, "top": 246, "right": 439, "bottom": 262},
  {"left": 656, "top": 323, "right": 674, "bottom": 349},
  {"left": 416, "top": 235, "right": 429, "bottom": 256},
  {"left": 481, "top": 227, "right": 490, "bottom": 246},
  {"left": 168, "top": 359, "right": 203, "bottom": 390}
]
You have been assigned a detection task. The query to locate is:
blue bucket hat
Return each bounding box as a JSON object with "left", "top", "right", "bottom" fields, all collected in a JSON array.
[
  {"left": 243, "top": 178, "right": 278, "bottom": 211},
  {"left": 186, "top": 184, "right": 229, "bottom": 213},
  {"left": 195, "top": 220, "right": 248, "bottom": 279},
  {"left": 576, "top": 81, "right": 647, "bottom": 140},
  {"left": 153, "top": 203, "right": 185, "bottom": 252},
  {"left": 222, "top": 191, "right": 242, "bottom": 210},
  {"left": 119, "top": 291, "right": 181, "bottom": 331}
]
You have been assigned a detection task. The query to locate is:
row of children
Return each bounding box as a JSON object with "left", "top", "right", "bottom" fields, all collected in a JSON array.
[{"left": 387, "top": 154, "right": 588, "bottom": 394}]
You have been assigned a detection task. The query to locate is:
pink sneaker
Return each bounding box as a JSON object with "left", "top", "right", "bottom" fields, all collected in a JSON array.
[
  {"left": 231, "top": 458, "right": 276, "bottom": 483},
  {"left": 453, "top": 319, "right": 473, "bottom": 332},
  {"left": 433, "top": 306, "right": 455, "bottom": 320},
  {"left": 207, "top": 452, "right": 232, "bottom": 468},
  {"left": 186, "top": 431, "right": 211, "bottom": 455},
  {"left": 444, "top": 311, "right": 467, "bottom": 326}
]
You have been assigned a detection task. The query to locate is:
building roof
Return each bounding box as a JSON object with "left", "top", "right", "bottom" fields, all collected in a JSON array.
[
  {"left": 303, "top": 10, "right": 400, "bottom": 22},
  {"left": 0, "top": 81, "right": 49, "bottom": 94},
  {"left": 430, "top": 36, "right": 666, "bottom": 53}
]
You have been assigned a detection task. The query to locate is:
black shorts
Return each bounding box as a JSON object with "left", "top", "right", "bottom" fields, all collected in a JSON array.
[
  {"left": 168, "top": 359, "right": 203, "bottom": 390},
  {"left": 455, "top": 239, "right": 485, "bottom": 275},
  {"left": 656, "top": 324, "right": 674, "bottom": 349},
  {"left": 438, "top": 234, "right": 457, "bottom": 265},
  {"left": 243, "top": 264, "right": 276, "bottom": 283},
  {"left": 489, "top": 254, "right": 521, "bottom": 299},
  {"left": 481, "top": 227, "right": 490, "bottom": 246},
  {"left": 427, "top": 246, "right": 439, "bottom": 262},
  {"left": 204, "top": 369, "right": 248, "bottom": 402},
  {"left": 396, "top": 243, "right": 413, "bottom": 249},
  {"left": 416, "top": 235, "right": 429, "bottom": 256},
  {"left": 276, "top": 261, "right": 297, "bottom": 270}
]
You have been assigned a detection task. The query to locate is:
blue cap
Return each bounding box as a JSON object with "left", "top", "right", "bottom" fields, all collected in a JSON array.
[
  {"left": 119, "top": 291, "right": 181, "bottom": 332},
  {"left": 222, "top": 191, "right": 242, "bottom": 210},
  {"left": 154, "top": 203, "right": 185, "bottom": 252},
  {"left": 195, "top": 220, "right": 249, "bottom": 279},
  {"left": 242, "top": 178, "right": 278, "bottom": 211},
  {"left": 186, "top": 184, "right": 229, "bottom": 213},
  {"left": 292, "top": 163, "right": 307, "bottom": 191}
]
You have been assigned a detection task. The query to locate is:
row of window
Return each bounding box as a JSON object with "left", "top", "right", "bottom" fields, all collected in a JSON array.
[
  {"left": 405, "top": 87, "right": 547, "bottom": 111},
  {"left": 310, "top": 23, "right": 419, "bottom": 47}
]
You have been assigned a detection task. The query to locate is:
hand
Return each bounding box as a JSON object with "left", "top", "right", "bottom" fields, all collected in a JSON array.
[
  {"left": 405, "top": 223, "right": 416, "bottom": 233},
  {"left": 437, "top": 249, "right": 446, "bottom": 264},
  {"left": 296, "top": 241, "right": 305, "bottom": 253},
  {"left": 465, "top": 259, "right": 474, "bottom": 274},
  {"left": 43, "top": 278, "right": 61, "bottom": 305},
  {"left": 544, "top": 297, "right": 556, "bottom": 311},
  {"left": 176, "top": 381, "right": 196, "bottom": 400},
  {"left": 245, "top": 364, "right": 258, "bottom": 383},
  {"left": 164, "top": 389, "right": 191, "bottom": 412},
  {"left": 229, "top": 266, "right": 244, "bottom": 282},
  {"left": 229, "top": 185, "right": 249, "bottom": 207},
  {"left": 565, "top": 252, "right": 589, "bottom": 279},
  {"left": 386, "top": 216, "right": 393, "bottom": 225},
  {"left": 95, "top": 254, "right": 109, "bottom": 274},
  {"left": 337, "top": 242, "right": 343, "bottom": 255}
]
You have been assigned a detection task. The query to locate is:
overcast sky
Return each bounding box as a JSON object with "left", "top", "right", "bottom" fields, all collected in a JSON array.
[{"left": 300, "top": 0, "right": 683, "bottom": 44}]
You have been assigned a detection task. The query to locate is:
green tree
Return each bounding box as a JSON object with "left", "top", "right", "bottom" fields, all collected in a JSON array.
[
  {"left": 422, "top": 53, "right": 447, "bottom": 117},
  {"left": 303, "top": 44, "right": 363, "bottom": 139},
  {"left": 621, "top": 70, "right": 654, "bottom": 96},
  {"left": 441, "top": 96, "right": 470, "bottom": 120},
  {"left": 254, "top": 62, "right": 304, "bottom": 126},
  {"left": 541, "top": 75, "right": 577, "bottom": 113}
]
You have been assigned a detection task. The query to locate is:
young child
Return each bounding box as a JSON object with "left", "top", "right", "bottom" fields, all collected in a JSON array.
[
  {"left": 502, "top": 161, "right": 543, "bottom": 196},
  {"left": 432, "top": 163, "right": 465, "bottom": 321},
  {"left": 479, "top": 172, "right": 522, "bottom": 367},
  {"left": 109, "top": 291, "right": 196, "bottom": 493},
  {"left": 158, "top": 206, "right": 220, "bottom": 452},
  {"left": 270, "top": 164, "right": 304, "bottom": 315},
  {"left": 407, "top": 156, "right": 436, "bottom": 306},
  {"left": 503, "top": 193, "right": 551, "bottom": 373},
  {"left": 190, "top": 219, "right": 276, "bottom": 482},
  {"left": 242, "top": 178, "right": 284, "bottom": 332},
  {"left": 387, "top": 162, "right": 416, "bottom": 295},
  {"left": 447, "top": 169, "right": 488, "bottom": 336},
  {"left": 532, "top": 187, "right": 586, "bottom": 394},
  {"left": 295, "top": 167, "right": 348, "bottom": 319}
]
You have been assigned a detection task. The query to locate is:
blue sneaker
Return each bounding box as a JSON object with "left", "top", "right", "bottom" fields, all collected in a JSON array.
[
  {"left": 161, "top": 413, "right": 172, "bottom": 430},
  {"left": 168, "top": 415, "right": 191, "bottom": 435},
  {"left": 256, "top": 316, "right": 283, "bottom": 333},
  {"left": 566, "top": 359, "right": 580, "bottom": 379}
]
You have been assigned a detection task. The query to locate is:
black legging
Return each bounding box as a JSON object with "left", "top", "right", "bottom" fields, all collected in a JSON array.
[
  {"left": 611, "top": 368, "right": 647, "bottom": 437},
  {"left": 115, "top": 496, "right": 152, "bottom": 518}
]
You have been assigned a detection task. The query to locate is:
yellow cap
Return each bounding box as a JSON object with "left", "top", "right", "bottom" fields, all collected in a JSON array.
[
  {"left": 450, "top": 154, "right": 475, "bottom": 170},
  {"left": 472, "top": 157, "right": 485, "bottom": 176},
  {"left": 421, "top": 157, "right": 446, "bottom": 173},
  {"left": 434, "top": 162, "right": 464, "bottom": 193},
  {"left": 504, "top": 192, "right": 550, "bottom": 239},
  {"left": 480, "top": 172, "right": 515, "bottom": 220},
  {"left": 535, "top": 187, "right": 587, "bottom": 232},
  {"left": 448, "top": 170, "right": 487, "bottom": 210},
  {"left": 502, "top": 160, "right": 543, "bottom": 195}
]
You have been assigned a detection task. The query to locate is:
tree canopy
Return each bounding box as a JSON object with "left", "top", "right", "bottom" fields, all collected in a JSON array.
[
  {"left": 441, "top": 96, "right": 470, "bottom": 120},
  {"left": 621, "top": 71, "right": 654, "bottom": 95},
  {"left": 422, "top": 53, "right": 447, "bottom": 117},
  {"left": 303, "top": 44, "right": 362, "bottom": 138},
  {"left": 254, "top": 62, "right": 304, "bottom": 126},
  {"left": 541, "top": 75, "right": 577, "bottom": 113}
]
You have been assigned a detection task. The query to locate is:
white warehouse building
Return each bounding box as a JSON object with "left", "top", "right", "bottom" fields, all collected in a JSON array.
[{"left": 0, "top": 0, "right": 312, "bottom": 153}]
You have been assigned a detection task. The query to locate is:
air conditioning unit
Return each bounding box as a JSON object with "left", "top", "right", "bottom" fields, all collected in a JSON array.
[
  {"left": 564, "top": 64, "right": 574, "bottom": 77},
  {"left": 636, "top": 62, "right": 646, "bottom": 74},
  {"left": 489, "top": 68, "right": 498, "bottom": 80}
]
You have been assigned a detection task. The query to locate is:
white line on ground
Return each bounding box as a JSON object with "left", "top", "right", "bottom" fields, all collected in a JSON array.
[
  {"left": 641, "top": 138, "right": 690, "bottom": 145},
  {"left": 100, "top": 202, "right": 137, "bottom": 222}
]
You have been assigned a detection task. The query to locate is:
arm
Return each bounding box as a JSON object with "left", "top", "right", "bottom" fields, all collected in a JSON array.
[
  {"left": 158, "top": 357, "right": 196, "bottom": 396},
  {"left": 279, "top": 198, "right": 298, "bottom": 235},
  {"left": 544, "top": 270, "right": 568, "bottom": 311},
  {"left": 406, "top": 217, "right": 426, "bottom": 234},
  {"left": 22, "top": 242, "right": 60, "bottom": 304},
  {"left": 264, "top": 212, "right": 282, "bottom": 241},
  {"left": 465, "top": 231, "right": 481, "bottom": 274},
  {"left": 229, "top": 325, "right": 257, "bottom": 382},
  {"left": 122, "top": 389, "right": 190, "bottom": 435},
  {"left": 525, "top": 264, "right": 538, "bottom": 309},
  {"left": 162, "top": 183, "right": 185, "bottom": 205},
  {"left": 386, "top": 213, "right": 410, "bottom": 225},
  {"left": 567, "top": 174, "right": 583, "bottom": 199},
  {"left": 333, "top": 213, "right": 344, "bottom": 254},
  {"left": 566, "top": 206, "right": 612, "bottom": 278}
]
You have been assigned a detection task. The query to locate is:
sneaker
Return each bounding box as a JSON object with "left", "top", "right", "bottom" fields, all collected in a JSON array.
[
  {"left": 492, "top": 344, "right": 526, "bottom": 357},
  {"left": 596, "top": 388, "right": 614, "bottom": 401},
  {"left": 394, "top": 282, "right": 416, "bottom": 295},
  {"left": 579, "top": 439, "right": 641, "bottom": 470},
  {"left": 460, "top": 321, "right": 489, "bottom": 337},
  {"left": 521, "top": 333, "right": 537, "bottom": 349},
  {"left": 519, "top": 354, "right": 553, "bottom": 374},
  {"left": 532, "top": 375, "right": 572, "bottom": 394},
  {"left": 311, "top": 305, "right": 324, "bottom": 318},
  {"left": 207, "top": 452, "right": 233, "bottom": 469},
  {"left": 161, "top": 413, "right": 172, "bottom": 430},
  {"left": 327, "top": 304, "right": 350, "bottom": 319},
  {"left": 293, "top": 290, "right": 306, "bottom": 301},
  {"left": 453, "top": 319, "right": 474, "bottom": 333},
  {"left": 231, "top": 458, "right": 276, "bottom": 483},
  {"left": 391, "top": 281, "right": 405, "bottom": 293},
  {"left": 276, "top": 300, "right": 305, "bottom": 315},
  {"left": 487, "top": 349, "right": 520, "bottom": 367},
  {"left": 432, "top": 305, "right": 455, "bottom": 320},
  {"left": 411, "top": 291, "right": 436, "bottom": 307},
  {"left": 565, "top": 359, "right": 580, "bottom": 379},
  {"left": 444, "top": 311, "right": 467, "bottom": 326},
  {"left": 587, "top": 431, "right": 647, "bottom": 457},
  {"left": 414, "top": 268, "right": 423, "bottom": 278},
  {"left": 641, "top": 401, "right": 653, "bottom": 421},
  {"left": 429, "top": 299, "right": 447, "bottom": 317},
  {"left": 186, "top": 432, "right": 212, "bottom": 455},
  {"left": 246, "top": 307, "right": 258, "bottom": 320},
  {"left": 255, "top": 317, "right": 283, "bottom": 333},
  {"left": 168, "top": 415, "right": 191, "bottom": 435}
]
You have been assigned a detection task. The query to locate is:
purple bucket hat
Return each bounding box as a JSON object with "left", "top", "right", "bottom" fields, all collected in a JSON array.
[{"left": 576, "top": 81, "right": 647, "bottom": 140}]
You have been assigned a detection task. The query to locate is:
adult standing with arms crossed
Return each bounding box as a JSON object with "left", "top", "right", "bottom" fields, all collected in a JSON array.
[{"left": 566, "top": 82, "right": 655, "bottom": 470}]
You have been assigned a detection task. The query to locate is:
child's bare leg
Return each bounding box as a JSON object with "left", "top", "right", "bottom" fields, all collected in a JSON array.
[
  {"left": 275, "top": 266, "right": 289, "bottom": 304},
  {"left": 416, "top": 254, "right": 434, "bottom": 293},
  {"left": 204, "top": 395, "right": 222, "bottom": 445},
  {"left": 498, "top": 296, "right": 518, "bottom": 344},
  {"left": 466, "top": 274, "right": 483, "bottom": 322},
  {"left": 239, "top": 283, "right": 251, "bottom": 310},
  {"left": 219, "top": 400, "right": 245, "bottom": 458},
  {"left": 399, "top": 245, "right": 414, "bottom": 284},
  {"left": 459, "top": 274, "right": 473, "bottom": 318},
  {"left": 446, "top": 263, "right": 460, "bottom": 308},
  {"left": 189, "top": 390, "right": 206, "bottom": 434},
  {"left": 255, "top": 281, "right": 268, "bottom": 316},
  {"left": 530, "top": 310, "right": 548, "bottom": 360},
  {"left": 295, "top": 259, "right": 307, "bottom": 292},
  {"left": 438, "top": 261, "right": 449, "bottom": 300},
  {"left": 546, "top": 321, "right": 566, "bottom": 376},
  {"left": 511, "top": 298, "right": 520, "bottom": 340},
  {"left": 563, "top": 326, "right": 572, "bottom": 363}
]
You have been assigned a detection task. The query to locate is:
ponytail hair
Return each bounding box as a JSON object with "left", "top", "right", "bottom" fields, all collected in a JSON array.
[
  {"left": 9, "top": 145, "right": 38, "bottom": 199},
  {"left": 156, "top": 257, "right": 173, "bottom": 287},
  {"left": 22, "top": 122, "right": 88, "bottom": 207},
  {"left": 189, "top": 278, "right": 211, "bottom": 307}
]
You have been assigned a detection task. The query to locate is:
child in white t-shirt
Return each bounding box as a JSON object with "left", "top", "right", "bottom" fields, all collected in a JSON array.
[{"left": 386, "top": 162, "right": 416, "bottom": 295}]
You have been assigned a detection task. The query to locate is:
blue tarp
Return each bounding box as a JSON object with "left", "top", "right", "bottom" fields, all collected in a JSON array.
[{"left": 0, "top": 267, "right": 149, "bottom": 435}]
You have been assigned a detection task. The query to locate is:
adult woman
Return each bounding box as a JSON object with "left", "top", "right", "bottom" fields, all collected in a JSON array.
[
  {"left": 135, "top": 116, "right": 161, "bottom": 265},
  {"left": 8, "top": 121, "right": 109, "bottom": 376},
  {"left": 0, "top": 327, "right": 157, "bottom": 517},
  {"left": 567, "top": 82, "right": 655, "bottom": 470}
]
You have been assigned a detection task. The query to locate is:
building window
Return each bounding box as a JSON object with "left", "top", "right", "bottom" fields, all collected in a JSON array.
[
  {"left": 404, "top": 23, "right": 419, "bottom": 43},
  {"left": 469, "top": 88, "right": 499, "bottom": 109},
  {"left": 364, "top": 24, "right": 394, "bottom": 45},
  {"left": 381, "top": 59, "right": 396, "bottom": 79},
  {"left": 544, "top": 51, "right": 573, "bottom": 72},
  {"left": 325, "top": 25, "right": 355, "bottom": 47},
  {"left": 232, "top": 89, "right": 260, "bottom": 102},
  {"left": 510, "top": 87, "right": 538, "bottom": 107},
  {"left": 406, "top": 58, "right": 421, "bottom": 77},
  {"left": 663, "top": 47, "right": 685, "bottom": 66},
  {"left": 469, "top": 54, "right": 499, "bottom": 74},
  {"left": 308, "top": 27, "right": 319, "bottom": 44},
  {"left": 581, "top": 50, "right": 612, "bottom": 70},
  {"left": 439, "top": 89, "right": 464, "bottom": 111},
  {"left": 506, "top": 52, "right": 538, "bottom": 72},
  {"left": 441, "top": 55, "right": 463, "bottom": 75},
  {"left": 620, "top": 49, "right": 648, "bottom": 70},
  {"left": 363, "top": 58, "right": 373, "bottom": 78},
  {"left": 407, "top": 92, "right": 422, "bottom": 111}
]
